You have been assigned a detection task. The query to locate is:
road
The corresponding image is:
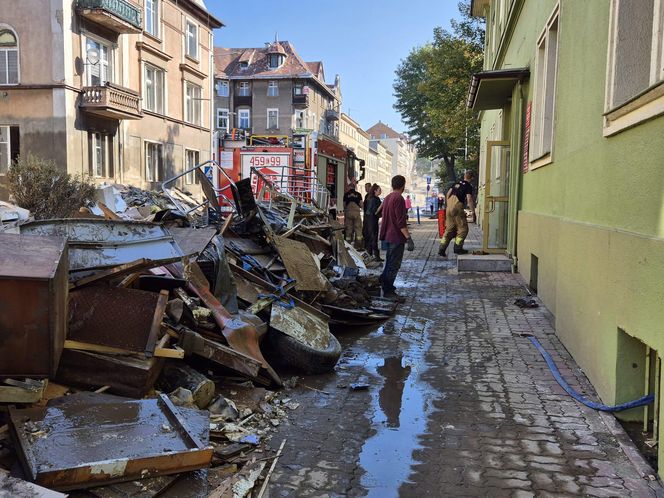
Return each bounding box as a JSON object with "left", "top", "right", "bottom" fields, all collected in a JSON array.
[{"left": 265, "top": 221, "right": 660, "bottom": 497}]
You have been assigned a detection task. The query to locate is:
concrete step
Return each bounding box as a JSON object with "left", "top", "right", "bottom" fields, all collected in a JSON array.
[{"left": 457, "top": 254, "right": 513, "bottom": 272}]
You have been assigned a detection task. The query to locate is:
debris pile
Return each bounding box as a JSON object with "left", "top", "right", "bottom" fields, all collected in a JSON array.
[{"left": 0, "top": 168, "right": 397, "bottom": 496}]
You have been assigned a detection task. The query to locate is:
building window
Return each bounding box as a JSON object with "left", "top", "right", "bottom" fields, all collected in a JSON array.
[
  {"left": 267, "top": 80, "right": 279, "bottom": 97},
  {"left": 237, "top": 82, "right": 251, "bottom": 96},
  {"left": 0, "top": 125, "right": 19, "bottom": 174},
  {"left": 268, "top": 54, "right": 284, "bottom": 69},
  {"left": 267, "top": 109, "right": 278, "bottom": 129},
  {"left": 295, "top": 109, "right": 306, "bottom": 128},
  {"left": 85, "top": 37, "right": 112, "bottom": 86},
  {"left": 184, "top": 149, "right": 200, "bottom": 185},
  {"left": 530, "top": 6, "right": 559, "bottom": 162},
  {"left": 88, "top": 132, "right": 113, "bottom": 178},
  {"left": 0, "top": 28, "right": 18, "bottom": 85},
  {"left": 145, "top": 0, "right": 159, "bottom": 38},
  {"left": 216, "top": 80, "right": 229, "bottom": 97},
  {"left": 144, "top": 64, "right": 165, "bottom": 114},
  {"left": 145, "top": 142, "right": 163, "bottom": 182},
  {"left": 185, "top": 20, "right": 198, "bottom": 60},
  {"left": 293, "top": 82, "right": 304, "bottom": 95},
  {"left": 185, "top": 81, "right": 201, "bottom": 125},
  {"left": 217, "top": 108, "right": 229, "bottom": 131},
  {"left": 238, "top": 109, "right": 250, "bottom": 129}
]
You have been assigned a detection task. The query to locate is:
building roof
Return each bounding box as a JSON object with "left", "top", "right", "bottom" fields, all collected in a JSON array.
[
  {"left": 341, "top": 113, "right": 371, "bottom": 139},
  {"left": 214, "top": 42, "right": 336, "bottom": 98},
  {"left": 182, "top": 0, "right": 224, "bottom": 28},
  {"left": 366, "top": 121, "right": 401, "bottom": 140}
]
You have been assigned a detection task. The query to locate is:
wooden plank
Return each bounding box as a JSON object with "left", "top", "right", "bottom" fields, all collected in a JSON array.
[
  {"left": 154, "top": 346, "right": 185, "bottom": 359},
  {"left": 146, "top": 290, "right": 170, "bottom": 357},
  {"left": 0, "top": 378, "right": 47, "bottom": 404},
  {"left": 200, "top": 337, "right": 261, "bottom": 378},
  {"left": 64, "top": 339, "right": 132, "bottom": 355},
  {"left": 69, "top": 258, "right": 149, "bottom": 289}
]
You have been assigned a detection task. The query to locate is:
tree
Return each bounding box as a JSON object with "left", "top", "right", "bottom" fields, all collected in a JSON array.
[{"left": 393, "top": 1, "right": 484, "bottom": 185}]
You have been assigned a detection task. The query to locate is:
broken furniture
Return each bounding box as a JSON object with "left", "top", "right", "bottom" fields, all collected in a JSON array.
[
  {"left": 9, "top": 394, "right": 212, "bottom": 491},
  {"left": 0, "top": 233, "right": 68, "bottom": 378}
]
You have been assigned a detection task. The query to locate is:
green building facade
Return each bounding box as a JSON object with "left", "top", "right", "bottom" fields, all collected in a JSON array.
[{"left": 470, "top": 0, "right": 664, "bottom": 466}]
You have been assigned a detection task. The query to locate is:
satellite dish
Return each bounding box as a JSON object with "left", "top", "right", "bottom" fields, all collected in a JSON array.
[{"left": 86, "top": 46, "right": 100, "bottom": 65}]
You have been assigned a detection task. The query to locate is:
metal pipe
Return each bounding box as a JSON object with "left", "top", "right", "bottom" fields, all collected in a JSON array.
[
  {"left": 644, "top": 346, "right": 651, "bottom": 433},
  {"left": 654, "top": 355, "right": 661, "bottom": 443}
]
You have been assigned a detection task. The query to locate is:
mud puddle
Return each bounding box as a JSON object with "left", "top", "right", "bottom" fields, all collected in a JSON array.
[{"left": 357, "top": 322, "right": 438, "bottom": 497}]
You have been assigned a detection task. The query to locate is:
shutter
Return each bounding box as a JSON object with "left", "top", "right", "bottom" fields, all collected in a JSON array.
[
  {"left": 87, "top": 132, "right": 93, "bottom": 176},
  {"left": 107, "top": 134, "right": 114, "bottom": 178},
  {"left": 157, "top": 145, "right": 164, "bottom": 181}
]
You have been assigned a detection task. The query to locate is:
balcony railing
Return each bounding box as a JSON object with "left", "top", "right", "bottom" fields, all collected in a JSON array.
[
  {"left": 76, "top": 0, "right": 142, "bottom": 33},
  {"left": 292, "top": 94, "right": 309, "bottom": 106},
  {"left": 80, "top": 83, "right": 142, "bottom": 120},
  {"left": 325, "top": 108, "right": 339, "bottom": 121},
  {"left": 234, "top": 95, "right": 252, "bottom": 107}
]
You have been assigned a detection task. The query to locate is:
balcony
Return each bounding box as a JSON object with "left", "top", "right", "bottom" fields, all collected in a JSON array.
[
  {"left": 76, "top": 0, "right": 142, "bottom": 33},
  {"left": 325, "top": 108, "right": 339, "bottom": 121},
  {"left": 234, "top": 95, "right": 252, "bottom": 107},
  {"left": 292, "top": 94, "right": 309, "bottom": 106},
  {"left": 80, "top": 83, "right": 142, "bottom": 120}
]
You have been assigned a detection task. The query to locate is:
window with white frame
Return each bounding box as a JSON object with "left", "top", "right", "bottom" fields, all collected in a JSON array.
[
  {"left": 607, "top": 0, "right": 664, "bottom": 109},
  {"left": 0, "top": 125, "right": 12, "bottom": 174},
  {"left": 89, "top": 132, "right": 114, "bottom": 178},
  {"left": 145, "top": 0, "right": 159, "bottom": 37},
  {"left": 530, "top": 6, "right": 559, "bottom": 162},
  {"left": 145, "top": 142, "right": 163, "bottom": 182},
  {"left": 185, "top": 81, "right": 201, "bottom": 125},
  {"left": 185, "top": 20, "right": 198, "bottom": 60},
  {"left": 184, "top": 149, "right": 199, "bottom": 185},
  {"left": 295, "top": 109, "right": 306, "bottom": 128},
  {"left": 144, "top": 64, "right": 165, "bottom": 114},
  {"left": 267, "top": 80, "right": 279, "bottom": 97},
  {"left": 0, "top": 28, "right": 19, "bottom": 85},
  {"left": 217, "top": 108, "right": 229, "bottom": 131},
  {"left": 238, "top": 109, "right": 250, "bottom": 129},
  {"left": 216, "top": 80, "right": 229, "bottom": 97},
  {"left": 85, "top": 37, "right": 112, "bottom": 86},
  {"left": 237, "top": 81, "right": 250, "bottom": 96},
  {"left": 293, "top": 82, "right": 304, "bottom": 95},
  {"left": 267, "top": 109, "right": 278, "bottom": 129}
]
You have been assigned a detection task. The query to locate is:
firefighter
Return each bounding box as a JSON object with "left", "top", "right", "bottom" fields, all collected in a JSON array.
[{"left": 438, "top": 170, "right": 476, "bottom": 257}]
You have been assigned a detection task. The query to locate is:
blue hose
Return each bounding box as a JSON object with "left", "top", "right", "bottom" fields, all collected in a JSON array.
[{"left": 528, "top": 336, "right": 654, "bottom": 412}]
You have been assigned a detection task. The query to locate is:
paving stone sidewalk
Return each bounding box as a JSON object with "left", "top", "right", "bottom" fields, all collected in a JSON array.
[{"left": 265, "top": 221, "right": 662, "bottom": 497}]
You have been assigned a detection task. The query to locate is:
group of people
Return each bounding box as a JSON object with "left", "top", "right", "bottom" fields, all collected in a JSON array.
[
  {"left": 339, "top": 171, "right": 476, "bottom": 302},
  {"left": 343, "top": 175, "right": 414, "bottom": 302}
]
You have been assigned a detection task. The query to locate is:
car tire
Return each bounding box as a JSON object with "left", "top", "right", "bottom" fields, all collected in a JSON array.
[{"left": 269, "top": 329, "right": 342, "bottom": 374}]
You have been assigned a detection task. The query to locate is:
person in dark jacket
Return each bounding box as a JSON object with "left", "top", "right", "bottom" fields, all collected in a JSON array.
[{"left": 364, "top": 183, "right": 383, "bottom": 261}]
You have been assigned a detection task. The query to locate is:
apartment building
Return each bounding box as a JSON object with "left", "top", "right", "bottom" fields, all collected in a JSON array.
[
  {"left": 470, "top": 0, "right": 664, "bottom": 465},
  {"left": 339, "top": 112, "right": 372, "bottom": 184},
  {"left": 213, "top": 41, "right": 341, "bottom": 141},
  {"left": 0, "top": 0, "right": 222, "bottom": 199},
  {"left": 368, "top": 139, "right": 393, "bottom": 189},
  {"left": 366, "top": 121, "right": 417, "bottom": 182}
]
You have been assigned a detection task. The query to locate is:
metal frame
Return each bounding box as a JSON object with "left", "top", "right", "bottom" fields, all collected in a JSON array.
[{"left": 482, "top": 140, "right": 510, "bottom": 253}]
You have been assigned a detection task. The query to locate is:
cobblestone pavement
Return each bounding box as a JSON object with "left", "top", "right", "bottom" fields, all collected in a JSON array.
[{"left": 266, "top": 221, "right": 662, "bottom": 497}]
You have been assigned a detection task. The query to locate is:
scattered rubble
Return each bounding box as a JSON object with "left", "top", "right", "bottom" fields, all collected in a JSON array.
[{"left": 0, "top": 166, "right": 398, "bottom": 496}]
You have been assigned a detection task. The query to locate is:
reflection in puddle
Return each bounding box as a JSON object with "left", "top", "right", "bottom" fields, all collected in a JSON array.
[{"left": 359, "top": 331, "right": 434, "bottom": 497}]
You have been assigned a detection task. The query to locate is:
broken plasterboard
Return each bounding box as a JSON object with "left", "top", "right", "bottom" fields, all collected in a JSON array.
[{"left": 272, "top": 236, "right": 329, "bottom": 292}]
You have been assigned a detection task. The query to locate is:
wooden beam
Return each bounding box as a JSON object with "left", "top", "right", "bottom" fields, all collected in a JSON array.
[
  {"left": 145, "top": 290, "right": 170, "bottom": 357},
  {"left": 64, "top": 339, "right": 132, "bottom": 355}
]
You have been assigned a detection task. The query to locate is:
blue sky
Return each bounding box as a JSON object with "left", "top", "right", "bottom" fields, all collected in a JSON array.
[{"left": 208, "top": 0, "right": 459, "bottom": 134}]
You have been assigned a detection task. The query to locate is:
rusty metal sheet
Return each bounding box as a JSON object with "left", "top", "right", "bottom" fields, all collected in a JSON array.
[
  {"left": 68, "top": 287, "right": 161, "bottom": 354},
  {"left": 9, "top": 394, "right": 212, "bottom": 491},
  {"left": 0, "top": 233, "right": 68, "bottom": 378},
  {"left": 20, "top": 219, "right": 183, "bottom": 272}
]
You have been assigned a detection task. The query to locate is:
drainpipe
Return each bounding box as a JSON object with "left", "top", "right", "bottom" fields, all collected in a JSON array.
[{"left": 509, "top": 82, "right": 526, "bottom": 272}]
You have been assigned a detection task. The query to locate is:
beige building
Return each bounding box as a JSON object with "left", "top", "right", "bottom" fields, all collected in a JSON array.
[
  {"left": 0, "top": 0, "right": 222, "bottom": 199},
  {"left": 339, "top": 112, "right": 373, "bottom": 185},
  {"left": 368, "top": 139, "right": 392, "bottom": 189}
]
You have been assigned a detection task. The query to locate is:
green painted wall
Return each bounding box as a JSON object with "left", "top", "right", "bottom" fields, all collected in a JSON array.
[{"left": 478, "top": 0, "right": 664, "bottom": 465}]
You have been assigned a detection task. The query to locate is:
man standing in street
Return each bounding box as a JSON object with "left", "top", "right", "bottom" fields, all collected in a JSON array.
[
  {"left": 379, "top": 175, "right": 414, "bottom": 302},
  {"left": 343, "top": 180, "right": 363, "bottom": 246},
  {"left": 438, "top": 170, "right": 476, "bottom": 257},
  {"left": 362, "top": 181, "right": 373, "bottom": 248}
]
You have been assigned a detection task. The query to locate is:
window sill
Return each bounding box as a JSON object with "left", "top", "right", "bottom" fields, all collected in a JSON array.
[
  {"left": 185, "top": 54, "right": 200, "bottom": 65},
  {"left": 529, "top": 153, "right": 553, "bottom": 170},
  {"left": 142, "top": 31, "right": 162, "bottom": 44},
  {"left": 604, "top": 80, "right": 664, "bottom": 137}
]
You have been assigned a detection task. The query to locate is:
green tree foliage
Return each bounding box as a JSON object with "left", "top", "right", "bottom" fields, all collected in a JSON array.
[{"left": 394, "top": 1, "right": 484, "bottom": 184}]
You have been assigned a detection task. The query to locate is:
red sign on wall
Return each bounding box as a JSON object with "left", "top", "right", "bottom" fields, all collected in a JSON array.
[{"left": 522, "top": 102, "right": 532, "bottom": 173}]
